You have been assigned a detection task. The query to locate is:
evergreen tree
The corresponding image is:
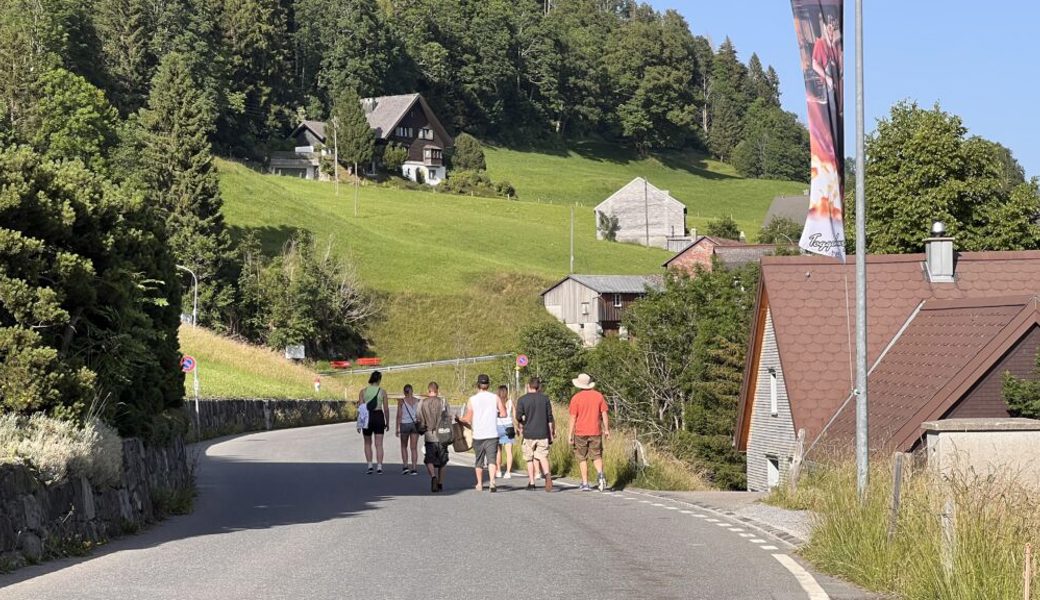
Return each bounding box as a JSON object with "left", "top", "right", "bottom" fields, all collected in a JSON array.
[
  {"left": 745, "top": 53, "right": 779, "bottom": 106},
  {"left": 140, "top": 51, "right": 236, "bottom": 329},
  {"left": 451, "top": 133, "right": 486, "bottom": 171},
  {"left": 707, "top": 38, "right": 748, "bottom": 160},
  {"left": 94, "top": 0, "right": 156, "bottom": 114},
  {"left": 731, "top": 99, "right": 809, "bottom": 182},
  {"left": 328, "top": 86, "right": 375, "bottom": 172}
]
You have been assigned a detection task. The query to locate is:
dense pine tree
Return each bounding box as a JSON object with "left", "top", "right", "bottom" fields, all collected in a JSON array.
[
  {"left": 328, "top": 86, "right": 376, "bottom": 174},
  {"left": 731, "top": 99, "right": 809, "bottom": 182}
]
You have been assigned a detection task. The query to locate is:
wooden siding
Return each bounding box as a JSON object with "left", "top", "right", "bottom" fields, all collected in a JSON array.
[
  {"left": 746, "top": 309, "right": 797, "bottom": 492},
  {"left": 597, "top": 293, "right": 642, "bottom": 323},
  {"left": 947, "top": 324, "right": 1040, "bottom": 419},
  {"left": 393, "top": 105, "right": 450, "bottom": 164},
  {"left": 543, "top": 280, "right": 601, "bottom": 326}
]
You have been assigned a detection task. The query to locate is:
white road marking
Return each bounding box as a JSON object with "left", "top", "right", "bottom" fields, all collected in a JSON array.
[
  {"left": 749, "top": 538, "right": 766, "bottom": 543},
  {"left": 663, "top": 506, "right": 678, "bottom": 511},
  {"left": 651, "top": 503, "right": 665, "bottom": 507},
  {"left": 738, "top": 533, "right": 753, "bottom": 538},
  {"left": 640, "top": 500, "right": 652, "bottom": 504},
  {"left": 773, "top": 554, "right": 830, "bottom": 600},
  {"left": 759, "top": 545, "right": 778, "bottom": 550},
  {"left": 715, "top": 522, "right": 730, "bottom": 527},
  {"left": 679, "top": 510, "right": 693, "bottom": 514},
  {"left": 692, "top": 514, "right": 706, "bottom": 518},
  {"left": 706, "top": 518, "right": 720, "bottom": 523},
  {"left": 728, "top": 528, "right": 744, "bottom": 532}
]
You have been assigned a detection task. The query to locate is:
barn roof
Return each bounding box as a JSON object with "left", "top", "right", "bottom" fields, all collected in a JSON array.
[
  {"left": 541, "top": 274, "right": 663, "bottom": 296},
  {"left": 595, "top": 178, "right": 685, "bottom": 214}
]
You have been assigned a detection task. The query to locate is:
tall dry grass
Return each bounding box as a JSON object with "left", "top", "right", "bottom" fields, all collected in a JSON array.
[
  {"left": 0, "top": 414, "right": 123, "bottom": 486},
  {"left": 782, "top": 457, "right": 1040, "bottom": 600}
]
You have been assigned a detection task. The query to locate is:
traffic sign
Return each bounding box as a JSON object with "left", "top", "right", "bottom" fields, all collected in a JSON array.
[
  {"left": 516, "top": 354, "right": 529, "bottom": 368},
  {"left": 180, "top": 355, "right": 197, "bottom": 373}
]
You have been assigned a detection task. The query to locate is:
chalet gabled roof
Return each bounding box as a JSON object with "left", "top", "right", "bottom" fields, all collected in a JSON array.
[
  {"left": 734, "top": 250, "right": 1040, "bottom": 452},
  {"left": 288, "top": 93, "right": 453, "bottom": 147},
  {"left": 814, "top": 296, "right": 1040, "bottom": 454},
  {"left": 595, "top": 177, "right": 685, "bottom": 214},
  {"left": 540, "top": 274, "right": 663, "bottom": 297}
]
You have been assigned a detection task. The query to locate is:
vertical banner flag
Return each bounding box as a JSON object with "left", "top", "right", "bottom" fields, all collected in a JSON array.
[{"left": 791, "top": 0, "right": 845, "bottom": 259}]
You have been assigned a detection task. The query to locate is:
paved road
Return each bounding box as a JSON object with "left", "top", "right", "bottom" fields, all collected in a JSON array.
[{"left": 0, "top": 423, "right": 868, "bottom": 600}]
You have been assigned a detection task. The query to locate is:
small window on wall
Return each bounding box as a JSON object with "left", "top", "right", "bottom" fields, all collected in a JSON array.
[
  {"left": 581, "top": 301, "right": 590, "bottom": 316},
  {"left": 613, "top": 294, "right": 622, "bottom": 308},
  {"left": 769, "top": 368, "right": 778, "bottom": 417},
  {"left": 419, "top": 128, "right": 433, "bottom": 140},
  {"left": 767, "top": 456, "right": 780, "bottom": 488}
]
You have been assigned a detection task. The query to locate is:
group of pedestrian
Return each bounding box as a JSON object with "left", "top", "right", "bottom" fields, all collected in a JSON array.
[{"left": 356, "top": 369, "right": 610, "bottom": 494}]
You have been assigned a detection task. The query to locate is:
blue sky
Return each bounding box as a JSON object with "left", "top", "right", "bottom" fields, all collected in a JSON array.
[{"left": 651, "top": 1, "right": 1038, "bottom": 178}]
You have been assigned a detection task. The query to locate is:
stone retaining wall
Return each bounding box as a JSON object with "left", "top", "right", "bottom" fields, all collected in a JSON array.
[
  {"left": 0, "top": 438, "right": 190, "bottom": 570},
  {"left": 1, "top": 399, "right": 354, "bottom": 570},
  {"left": 184, "top": 398, "right": 354, "bottom": 441}
]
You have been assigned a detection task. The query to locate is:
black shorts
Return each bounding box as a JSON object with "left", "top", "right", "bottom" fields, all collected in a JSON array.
[
  {"left": 424, "top": 442, "right": 449, "bottom": 468},
  {"left": 363, "top": 410, "right": 386, "bottom": 436}
]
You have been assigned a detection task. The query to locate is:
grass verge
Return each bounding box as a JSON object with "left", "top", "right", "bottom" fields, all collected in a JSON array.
[{"left": 775, "top": 457, "right": 1040, "bottom": 599}]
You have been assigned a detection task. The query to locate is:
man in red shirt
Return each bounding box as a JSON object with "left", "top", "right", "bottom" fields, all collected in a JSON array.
[{"left": 568, "top": 373, "right": 610, "bottom": 492}]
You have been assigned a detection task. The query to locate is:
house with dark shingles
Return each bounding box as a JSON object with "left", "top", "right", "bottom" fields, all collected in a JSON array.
[
  {"left": 663, "top": 236, "right": 796, "bottom": 275},
  {"left": 270, "top": 93, "right": 453, "bottom": 185},
  {"left": 735, "top": 224, "right": 1040, "bottom": 491},
  {"left": 541, "top": 275, "right": 663, "bottom": 346},
  {"left": 595, "top": 178, "right": 687, "bottom": 250}
]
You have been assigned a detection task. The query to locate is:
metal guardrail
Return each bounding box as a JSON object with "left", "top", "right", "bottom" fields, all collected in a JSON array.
[{"left": 320, "top": 353, "right": 512, "bottom": 376}]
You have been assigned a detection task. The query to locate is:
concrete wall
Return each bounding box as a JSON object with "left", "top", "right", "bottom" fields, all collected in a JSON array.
[
  {"left": 0, "top": 438, "right": 190, "bottom": 570},
  {"left": 595, "top": 198, "right": 686, "bottom": 249},
  {"left": 924, "top": 419, "right": 1040, "bottom": 489},
  {"left": 746, "top": 310, "right": 797, "bottom": 492}
]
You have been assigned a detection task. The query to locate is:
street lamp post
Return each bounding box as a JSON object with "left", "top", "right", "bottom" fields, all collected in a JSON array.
[{"left": 176, "top": 265, "right": 198, "bottom": 328}]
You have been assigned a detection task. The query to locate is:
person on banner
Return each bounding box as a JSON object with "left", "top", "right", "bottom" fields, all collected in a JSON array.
[
  {"left": 357, "top": 371, "right": 389, "bottom": 474},
  {"left": 456, "top": 374, "right": 506, "bottom": 492},
  {"left": 416, "top": 382, "right": 453, "bottom": 493},
  {"left": 811, "top": 13, "right": 843, "bottom": 142},
  {"left": 495, "top": 385, "right": 516, "bottom": 479},
  {"left": 396, "top": 384, "right": 421, "bottom": 475},
  {"left": 516, "top": 376, "right": 554, "bottom": 492},
  {"left": 568, "top": 373, "right": 610, "bottom": 492}
]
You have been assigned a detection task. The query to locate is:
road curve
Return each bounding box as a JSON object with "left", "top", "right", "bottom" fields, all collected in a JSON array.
[{"left": 0, "top": 423, "right": 863, "bottom": 600}]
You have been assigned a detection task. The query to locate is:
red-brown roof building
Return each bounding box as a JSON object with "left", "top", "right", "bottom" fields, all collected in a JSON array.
[
  {"left": 663, "top": 236, "right": 795, "bottom": 275},
  {"left": 735, "top": 229, "right": 1040, "bottom": 491}
]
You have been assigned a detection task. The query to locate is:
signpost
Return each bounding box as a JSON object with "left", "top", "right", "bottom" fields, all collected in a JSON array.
[
  {"left": 515, "top": 354, "right": 529, "bottom": 398},
  {"left": 181, "top": 355, "right": 200, "bottom": 431}
]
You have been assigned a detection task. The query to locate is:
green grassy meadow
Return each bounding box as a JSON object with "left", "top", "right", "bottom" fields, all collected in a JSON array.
[
  {"left": 484, "top": 141, "right": 807, "bottom": 237},
  {"left": 218, "top": 159, "right": 669, "bottom": 362}
]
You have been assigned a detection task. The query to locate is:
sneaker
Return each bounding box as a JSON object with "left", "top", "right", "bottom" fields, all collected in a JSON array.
[
  {"left": 526, "top": 483, "right": 536, "bottom": 491},
  {"left": 495, "top": 471, "right": 502, "bottom": 479},
  {"left": 402, "top": 467, "right": 410, "bottom": 475},
  {"left": 410, "top": 469, "right": 419, "bottom": 475},
  {"left": 366, "top": 467, "right": 373, "bottom": 475},
  {"left": 579, "top": 483, "right": 591, "bottom": 492},
  {"left": 504, "top": 472, "right": 512, "bottom": 479},
  {"left": 597, "top": 476, "right": 607, "bottom": 492},
  {"left": 377, "top": 467, "right": 383, "bottom": 475}
]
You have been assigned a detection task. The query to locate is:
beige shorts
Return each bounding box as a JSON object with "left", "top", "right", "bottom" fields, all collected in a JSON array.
[{"left": 522, "top": 438, "right": 550, "bottom": 462}]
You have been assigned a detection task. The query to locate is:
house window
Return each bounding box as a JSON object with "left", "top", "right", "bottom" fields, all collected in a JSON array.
[
  {"left": 769, "top": 368, "right": 778, "bottom": 417},
  {"left": 395, "top": 126, "right": 413, "bottom": 138},
  {"left": 581, "top": 301, "right": 590, "bottom": 316},
  {"left": 767, "top": 456, "right": 780, "bottom": 488},
  {"left": 613, "top": 294, "right": 622, "bottom": 308},
  {"left": 419, "top": 128, "right": 433, "bottom": 140}
]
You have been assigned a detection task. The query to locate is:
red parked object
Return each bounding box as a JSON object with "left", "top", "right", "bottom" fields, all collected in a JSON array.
[
  {"left": 356, "top": 357, "right": 382, "bottom": 367},
  {"left": 329, "top": 360, "right": 352, "bottom": 369}
]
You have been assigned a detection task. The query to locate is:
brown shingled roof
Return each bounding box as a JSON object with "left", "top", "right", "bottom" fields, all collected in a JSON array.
[
  {"left": 813, "top": 296, "right": 1040, "bottom": 454},
  {"left": 735, "top": 250, "right": 1040, "bottom": 451}
]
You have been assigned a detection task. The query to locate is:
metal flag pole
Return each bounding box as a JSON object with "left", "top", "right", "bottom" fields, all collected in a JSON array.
[{"left": 854, "top": 0, "right": 869, "bottom": 499}]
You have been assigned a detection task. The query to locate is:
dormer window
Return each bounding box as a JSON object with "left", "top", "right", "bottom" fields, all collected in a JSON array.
[{"left": 419, "top": 128, "right": 433, "bottom": 140}]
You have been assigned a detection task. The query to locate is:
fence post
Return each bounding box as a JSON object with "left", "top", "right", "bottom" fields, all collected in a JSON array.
[
  {"left": 1026, "top": 543, "right": 1033, "bottom": 600},
  {"left": 887, "top": 452, "right": 906, "bottom": 542},
  {"left": 787, "top": 428, "right": 806, "bottom": 493},
  {"left": 941, "top": 496, "right": 956, "bottom": 580}
]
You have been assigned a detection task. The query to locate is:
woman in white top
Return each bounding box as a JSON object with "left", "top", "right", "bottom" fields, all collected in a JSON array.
[
  {"left": 496, "top": 385, "right": 516, "bottom": 479},
  {"left": 396, "top": 384, "right": 421, "bottom": 475}
]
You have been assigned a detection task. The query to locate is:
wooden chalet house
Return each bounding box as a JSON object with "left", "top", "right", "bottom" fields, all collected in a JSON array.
[
  {"left": 541, "top": 275, "right": 663, "bottom": 346},
  {"left": 270, "top": 93, "right": 453, "bottom": 185}
]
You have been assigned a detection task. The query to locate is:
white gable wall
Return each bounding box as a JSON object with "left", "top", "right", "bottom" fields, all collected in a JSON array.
[
  {"left": 595, "top": 180, "right": 687, "bottom": 250},
  {"left": 746, "top": 309, "right": 797, "bottom": 491},
  {"left": 542, "top": 279, "right": 603, "bottom": 346}
]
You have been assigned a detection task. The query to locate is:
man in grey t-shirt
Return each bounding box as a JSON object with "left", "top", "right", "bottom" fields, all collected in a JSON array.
[{"left": 516, "top": 377, "right": 554, "bottom": 492}]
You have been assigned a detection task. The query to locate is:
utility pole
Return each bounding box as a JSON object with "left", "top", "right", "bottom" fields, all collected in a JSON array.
[
  {"left": 354, "top": 161, "right": 359, "bottom": 217},
  {"left": 569, "top": 205, "right": 575, "bottom": 273},
  {"left": 854, "top": 0, "right": 869, "bottom": 500},
  {"left": 332, "top": 117, "right": 340, "bottom": 197},
  {"left": 643, "top": 178, "right": 650, "bottom": 247},
  {"left": 175, "top": 265, "right": 198, "bottom": 328}
]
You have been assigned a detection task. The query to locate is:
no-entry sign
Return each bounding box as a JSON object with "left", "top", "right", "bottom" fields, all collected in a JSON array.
[
  {"left": 516, "top": 354, "right": 529, "bottom": 368},
  {"left": 180, "top": 355, "right": 197, "bottom": 373}
]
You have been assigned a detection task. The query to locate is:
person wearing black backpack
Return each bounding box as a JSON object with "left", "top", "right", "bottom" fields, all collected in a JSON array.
[{"left": 416, "top": 382, "right": 454, "bottom": 493}]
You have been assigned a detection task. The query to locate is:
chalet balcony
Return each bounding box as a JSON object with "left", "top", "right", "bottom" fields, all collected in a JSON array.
[{"left": 423, "top": 146, "right": 444, "bottom": 167}]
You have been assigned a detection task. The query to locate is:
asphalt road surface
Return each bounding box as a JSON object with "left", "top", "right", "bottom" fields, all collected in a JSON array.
[{"left": 0, "top": 423, "right": 869, "bottom": 600}]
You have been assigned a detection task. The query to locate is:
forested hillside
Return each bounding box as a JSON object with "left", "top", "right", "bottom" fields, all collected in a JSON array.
[{"left": 1, "top": 0, "right": 808, "bottom": 178}]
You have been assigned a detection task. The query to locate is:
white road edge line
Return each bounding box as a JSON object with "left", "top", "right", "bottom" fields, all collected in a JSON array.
[{"left": 772, "top": 554, "right": 830, "bottom": 600}]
